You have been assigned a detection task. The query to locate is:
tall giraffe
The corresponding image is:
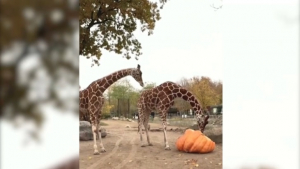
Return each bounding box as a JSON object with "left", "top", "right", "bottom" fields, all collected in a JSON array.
[
  {"left": 137, "top": 81, "right": 209, "bottom": 150},
  {"left": 80, "top": 64, "right": 144, "bottom": 155}
]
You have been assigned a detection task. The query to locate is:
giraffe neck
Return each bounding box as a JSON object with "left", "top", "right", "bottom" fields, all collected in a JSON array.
[
  {"left": 95, "top": 68, "right": 133, "bottom": 93},
  {"left": 172, "top": 88, "right": 204, "bottom": 115}
]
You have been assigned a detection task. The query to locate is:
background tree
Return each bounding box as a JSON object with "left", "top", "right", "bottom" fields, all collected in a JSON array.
[
  {"left": 102, "top": 90, "right": 114, "bottom": 118},
  {"left": 177, "top": 77, "right": 191, "bottom": 89},
  {"left": 127, "top": 89, "right": 140, "bottom": 116},
  {"left": 109, "top": 80, "right": 132, "bottom": 99},
  {"left": 213, "top": 80, "right": 223, "bottom": 104},
  {"left": 173, "top": 77, "right": 223, "bottom": 114},
  {"left": 79, "top": 0, "right": 168, "bottom": 66},
  {"left": 142, "top": 82, "right": 156, "bottom": 90},
  {"left": 0, "top": 0, "right": 78, "bottom": 139},
  {"left": 106, "top": 80, "right": 159, "bottom": 118},
  {"left": 107, "top": 79, "right": 138, "bottom": 117},
  {"left": 190, "top": 76, "right": 221, "bottom": 111},
  {"left": 101, "top": 96, "right": 114, "bottom": 119}
]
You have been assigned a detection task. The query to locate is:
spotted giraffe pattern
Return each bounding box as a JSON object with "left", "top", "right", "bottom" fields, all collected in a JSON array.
[
  {"left": 79, "top": 64, "right": 144, "bottom": 155},
  {"left": 137, "top": 81, "right": 209, "bottom": 150}
]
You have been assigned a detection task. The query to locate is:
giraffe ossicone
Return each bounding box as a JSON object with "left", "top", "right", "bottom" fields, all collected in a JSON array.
[
  {"left": 79, "top": 64, "right": 144, "bottom": 155},
  {"left": 137, "top": 81, "right": 209, "bottom": 150}
]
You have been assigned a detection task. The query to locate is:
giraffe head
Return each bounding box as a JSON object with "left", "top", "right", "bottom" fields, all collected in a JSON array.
[
  {"left": 196, "top": 113, "right": 209, "bottom": 133},
  {"left": 131, "top": 64, "right": 144, "bottom": 87}
]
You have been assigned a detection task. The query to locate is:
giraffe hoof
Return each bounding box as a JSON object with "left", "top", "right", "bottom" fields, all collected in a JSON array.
[
  {"left": 148, "top": 143, "right": 153, "bottom": 146},
  {"left": 141, "top": 144, "right": 147, "bottom": 147},
  {"left": 93, "top": 151, "right": 100, "bottom": 155},
  {"left": 100, "top": 149, "right": 106, "bottom": 153},
  {"left": 164, "top": 147, "right": 171, "bottom": 150}
]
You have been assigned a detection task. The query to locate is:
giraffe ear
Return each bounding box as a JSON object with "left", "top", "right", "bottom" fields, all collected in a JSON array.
[{"left": 137, "top": 64, "right": 140, "bottom": 69}]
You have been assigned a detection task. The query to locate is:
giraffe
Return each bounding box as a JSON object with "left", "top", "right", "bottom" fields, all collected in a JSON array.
[
  {"left": 137, "top": 81, "right": 209, "bottom": 150},
  {"left": 79, "top": 64, "right": 144, "bottom": 155}
]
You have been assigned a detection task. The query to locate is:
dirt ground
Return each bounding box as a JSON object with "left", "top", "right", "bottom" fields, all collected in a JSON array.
[{"left": 80, "top": 119, "right": 222, "bottom": 169}]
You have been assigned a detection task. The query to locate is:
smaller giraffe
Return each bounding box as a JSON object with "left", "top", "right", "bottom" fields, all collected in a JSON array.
[{"left": 137, "top": 81, "right": 209, "bottom": 150}]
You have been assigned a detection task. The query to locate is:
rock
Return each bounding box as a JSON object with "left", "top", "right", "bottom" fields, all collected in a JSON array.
[
  {"left": 80, "top": 121, "right": 107, "bottom": 141},
  {"left": 186, "top": 124, "right": 222, "bottom": 144},
  {"left": 80, "top": 121, "right": 91, "bottom": 127},
  {"left": 112, "top": 117, "right": 119, "bottom": 120}
]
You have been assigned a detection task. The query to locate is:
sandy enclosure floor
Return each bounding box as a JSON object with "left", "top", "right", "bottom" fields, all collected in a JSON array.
[{"left": 80, "top": 119, "right": 222, "bottom": 169}]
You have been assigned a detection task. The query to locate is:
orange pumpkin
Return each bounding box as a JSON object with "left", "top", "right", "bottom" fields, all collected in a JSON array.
[{"left": 176, "top": 129, "right": 215, "bottom": 153}]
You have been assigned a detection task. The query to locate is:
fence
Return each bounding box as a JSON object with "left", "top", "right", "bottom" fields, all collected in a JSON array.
[
  {"left": 116, "top": 98, "right": 130, "bottom": 118},
  {"left": 152, "top": 115, "right": 222, "bottom": 127},
  {"left": 165, "top": 114, "right": 222, "bottom": 119}
]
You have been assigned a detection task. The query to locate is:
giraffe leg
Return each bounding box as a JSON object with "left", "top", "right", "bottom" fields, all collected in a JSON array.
[
  {"left": 162, "top": 118, "right": 171, "bottom": 150},
  {"left": 144, "top": 114, "right": 153, "bottom": 146},
  {"left": 139, "top": 123, "right": 147, "bottom": 147},
  {"left": 89, "top": 103, "right": 105, "bottom": 155},
  {"left": 138, "top": 109, "right": 147, "bottom": 147},
  {"left": 91, "top": 123, "right": 100, "bottom": 155},
  {"left": 96, "top": 120, "right": 106, "bottom": 153}
]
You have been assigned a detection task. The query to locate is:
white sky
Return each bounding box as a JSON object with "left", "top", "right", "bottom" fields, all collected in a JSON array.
[
  {"left": 1, "top": 0, "right": 299, "bottom": 169},
  {"left": 221, "top": 0, "right": 299, "bottom": 168}
]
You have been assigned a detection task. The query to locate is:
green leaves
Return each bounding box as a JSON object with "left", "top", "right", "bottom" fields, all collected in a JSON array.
[
  {"left": 80, "top": 0, "right": 168, "bottom": 65},
  {"left": 142, "top": 82, "right": 156, "bottom": 90},
  {"left": 106, "top": 79, "right": 141, "bottom": 116}
]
